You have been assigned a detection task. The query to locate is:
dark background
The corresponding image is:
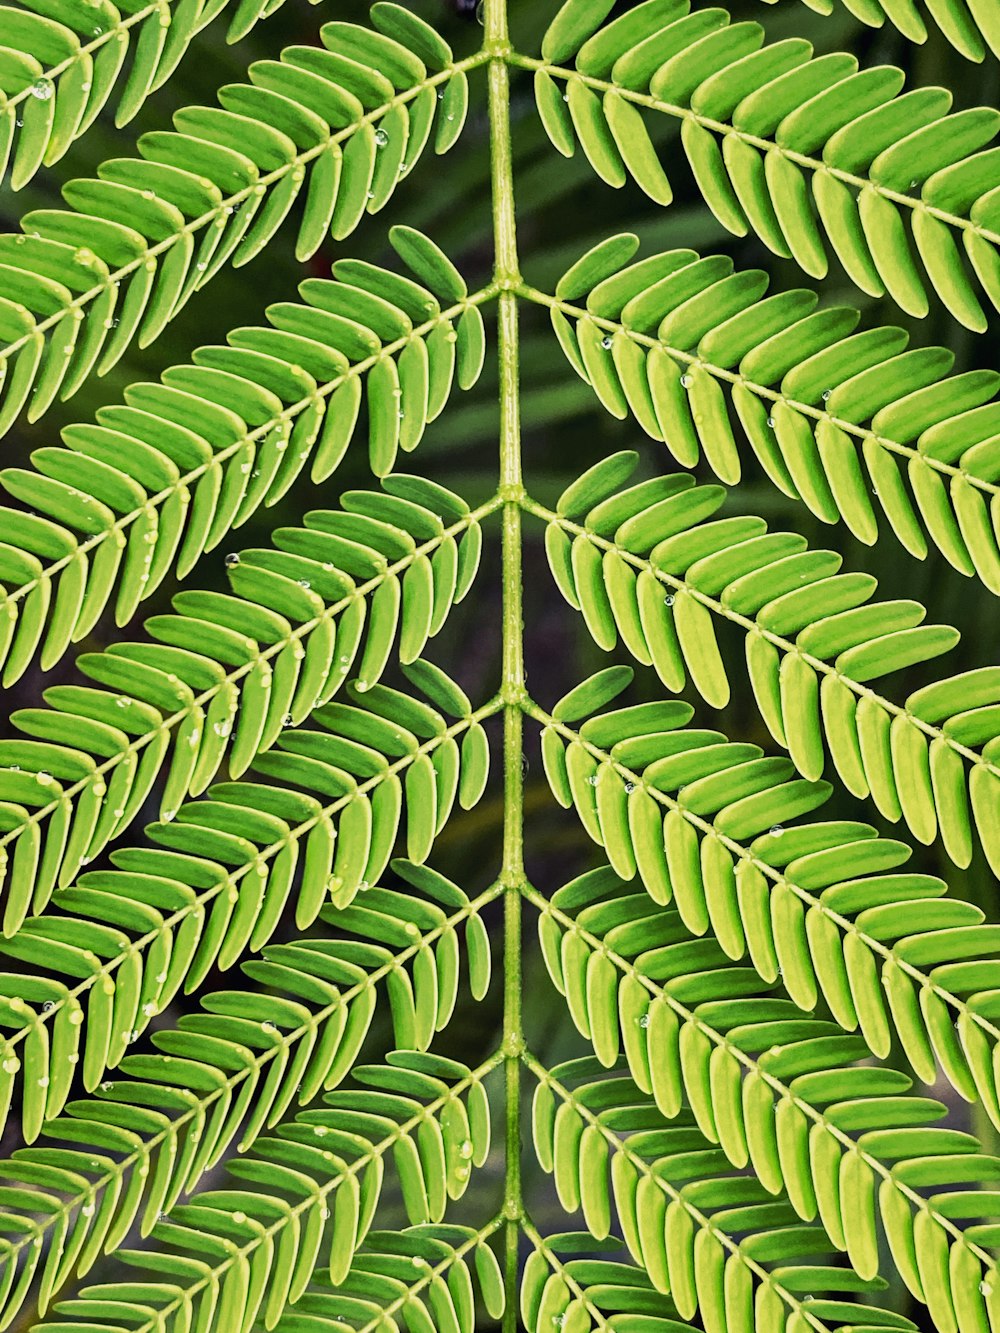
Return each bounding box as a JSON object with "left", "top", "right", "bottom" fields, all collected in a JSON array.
[{"left": 2, "top": 1, "right": 999, "bottom": 1325}]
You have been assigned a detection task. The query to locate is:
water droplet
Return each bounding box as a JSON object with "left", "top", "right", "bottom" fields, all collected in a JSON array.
[
  {"left": 459, "top": 1140, "right": 473, "bottom": 1159},
  {"left": 821, "top": 389, "right": 831, "bottom": 402},
  {"left": 355, "top": 680, "right": 369, "bottom": 692},
  {"left": 233, "top": 1211, "right": 247, "bottom": 1225},
  {"left": 625, "top": 782, "right": 636, "bottom": 794},
  {"left": 600, "top": 336, "right": 613, "bottom": 350},
  {"left": 262, "top": 1021, "right": 276, "bottom": 1033},
  {"left": 375, "top": 128, "right": 389, "bottom": 147},
  {"left": 680, "top": 373, "right": 692, "bottom": 388},
  {"left": 664, "top": 594, "right": 675, "bottom": 607},
  {"left": 766, "top": 416, "right": 775, "bottom": 428},
  {"left": 41, "top": 1000, "right": 54, "bottom": 1013},
  {"left": 769, "top": 825, "right": 783, "bottom": 836},
  {"left": 225, "top": 552, "right": 240, "bottom": 567},
  {"left": 639, "top": 1013, "right": 650, "bottom": 1029},
  {"left": 2, "top": 1057, "right": 18, "bottom": 1074},
  {"left": 298, "top": 579, "right": 311, "bottom": 589},
  {"left": 81, "top": 1202, "right": 95, "bottom": 1217},
  {"left": 283, "top": 714, "right": 293, "bottom": 726},
  {"left": 31, "top": 78, "right": 53, "bottom": 101}
]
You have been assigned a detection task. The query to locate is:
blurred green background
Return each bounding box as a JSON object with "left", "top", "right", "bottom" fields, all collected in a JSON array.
[{"left": 2, "top": 2, "right": 999, "bottom": 1324}]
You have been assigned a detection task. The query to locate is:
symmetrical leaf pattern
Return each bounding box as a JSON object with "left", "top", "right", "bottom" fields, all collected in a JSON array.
[
  {"left": 0, "top": 0, "right": 999, "bottom": 1330},
  {"left": 0, "top": 0, "right": 322, "bottom": 188}
]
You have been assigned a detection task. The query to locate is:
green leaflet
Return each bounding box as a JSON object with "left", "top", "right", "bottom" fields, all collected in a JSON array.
[
  {"left": 0, "top": 681, "right": 497, "bottom": 1152},
  {"left": 30, "top": 1052, "right": 497, "bottom": 1333},
  {"left": 262, "top": 1223, "right": 505, "bottom": 1333},
  {"left": 528, "top": 1056, "right": 910, "bottom": 1333},
  {"left": 534, "top": 701, "right": 1000, "bottom": 1137},
  {"left": 0, "top": 0, "right": 325, "bottom": 190},
  {"left": 0, "top": 483, "right": 493, "bottom": 931},
  {"left": 0, "top": 16, "right": 480, "bottom": 443},
  {"left": 535, "top": 239, "right": 1000, "bottom": 592},
  {"left": 527, "top": 5, "right": 1000, "bottom": 327},
  {"left": 0, "top": 868, "right": 498, "bottom": 1330},
  {"left": 0, "top": 238, "right": 487, "bottom": 688},
  {"left": 532, "top": 460, "right": 1000, "bottom": 873},
  {"left": 770, "top": 0, "right": 1000, "bottom": 63},
  {"left": 532, "top": 867, "right": 1000, "bottom": 1333}
]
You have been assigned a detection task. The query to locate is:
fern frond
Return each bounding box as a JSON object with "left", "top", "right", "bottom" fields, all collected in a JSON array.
[
  {"left": 528, "top": 867, "right": 1000, "bottom": 1330},
  {"left": 266, "top": 1221, "right": 506, "bottom": 1333},
  {"left": 527, "top": 6, "right": 1000, "bottom": 326},
  {"left": 0, "top": 0, "right": 327, "bottom": 190},
  {"left": 527, "top": 240, "right": 1000, "bottom": 586},
  {"left": 0, "top": 676, "right": 496, "bottom": 1132},
  {"left": 0, "top": 485, "right": 491, "bottom": 925},
  {"left": 528, "top": 1054, "right": 910, "bottom": 1333},
  {"left": 532, "top": 695, "right": 1000, "bottom": 1122},
  {"left": 0, "top": 243, "right": 488, "bottom": 687},
  {"left": 521, "top": 1225, "right": 694, "bottom": 1333},
  {"left": 772, "top": 0, "right": 1000, "bottom": 63},
  {"left": 0, "top": 867, "right": 495, "bottom": 1325},
  {"left": 5, "top": 0, "right": 1000, "bottom": 1321},
  {"left": 0, "top": 19, "right": 478, "bottom": 439},
  {"left": 532, "top": 456, "right": 1000, "bottom": 872},
  {"left": 26, "top": 1052, "right": 496, "bottom": 1333}
]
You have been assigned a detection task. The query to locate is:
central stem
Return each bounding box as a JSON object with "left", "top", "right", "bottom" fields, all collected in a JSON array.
[{"left": 486, "top": 0, "right": 524, "bottom": 1323}]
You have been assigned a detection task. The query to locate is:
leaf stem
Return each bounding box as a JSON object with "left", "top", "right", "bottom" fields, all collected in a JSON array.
[{"left": 486, "top": 0, "right": 525, "bottom": 1320}]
